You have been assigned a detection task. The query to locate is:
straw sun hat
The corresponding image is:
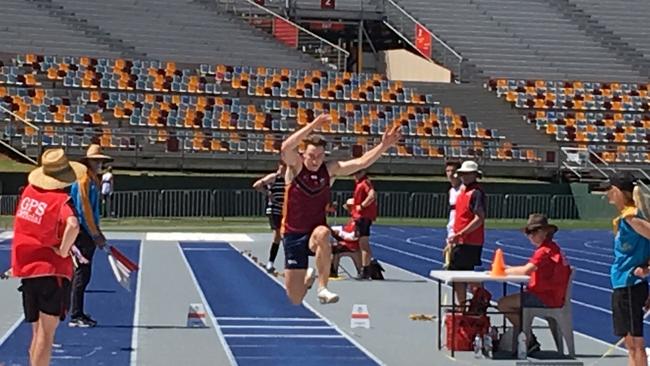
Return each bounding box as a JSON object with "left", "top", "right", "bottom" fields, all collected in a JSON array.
[
  {"left": 80, "top": 144, "right": 113, "bottom": 162},
  {"left": 28, "top": 149, "right": 87, "bottom": 190}
]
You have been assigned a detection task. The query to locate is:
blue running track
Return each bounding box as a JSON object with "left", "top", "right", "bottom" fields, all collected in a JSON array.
[
  {"left": 0, "top": 240, "right": 140, "bottom": 366},
  {"left": 371, "top": 225, "right": 642, "bottom": 345},
  {"left": 180, "top": 241, "right": 380, "bottom": 366}
]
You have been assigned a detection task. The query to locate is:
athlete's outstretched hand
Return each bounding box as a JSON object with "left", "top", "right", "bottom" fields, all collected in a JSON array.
[
  {"left": 311, "top": 114, "right": 331, "bottom": 129},
  {"left": 381, "top": 124, "right": 402, "bottom": 146}
]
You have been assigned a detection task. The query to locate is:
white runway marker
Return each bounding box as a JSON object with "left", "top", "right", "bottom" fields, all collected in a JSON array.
[
  {"left": 178, "top": 244, "right": 238, "bottom": 366},
  {"left": 130, "top": 242, "right": 144, "bottom": 365},
  {"left": 146, "top": 233, "right": 253, "bottom": 242}
]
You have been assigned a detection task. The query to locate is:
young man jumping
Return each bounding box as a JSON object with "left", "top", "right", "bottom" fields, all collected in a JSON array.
[{"left": 280, "top": 113, "right": 401, "bottom": 305}]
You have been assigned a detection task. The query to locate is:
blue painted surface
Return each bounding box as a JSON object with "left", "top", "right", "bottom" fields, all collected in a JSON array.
[
  {"left": 181, "top": 242, "right": 378, "bottom": 366},
  {"left": 371, "top": 226, "right": 640, "bottom": 345},
  {"left": 0, "top": 240, "right": 140, "bottom": 365}
]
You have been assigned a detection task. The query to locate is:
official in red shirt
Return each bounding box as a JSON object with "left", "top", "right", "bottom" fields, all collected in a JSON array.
[
  {"left": 352, "top": 170, "right": 377, "bottom": 280},
  {"left": 447, "top": 160, "right": 486, "bottom": 305},
  {"left": 11, "top": 148, "right": 84, "bottom": 366},
  {"left": 497, "top": 214, "right": 571, "bottom": 355}
]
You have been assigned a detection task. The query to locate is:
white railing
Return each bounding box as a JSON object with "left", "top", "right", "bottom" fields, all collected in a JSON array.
[
  {"left": 0, "top": 105, "right": 39, "bottom": 165},
  {"left": 560, "top": 146, "right": 650, "bottom": 184},
  {"left": 0, "top": 105, "right": 39, "bottom": 131},
  {"left": 218, "top": 0, "right": 350, "bottom": 70},
  {"left": 383, "top": 0, "right": 463, "bottom": 81}
]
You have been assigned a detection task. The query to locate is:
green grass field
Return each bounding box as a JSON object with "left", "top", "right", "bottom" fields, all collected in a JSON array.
[{"left": 0, "top": 216, "right": 612, "bottom": 232}]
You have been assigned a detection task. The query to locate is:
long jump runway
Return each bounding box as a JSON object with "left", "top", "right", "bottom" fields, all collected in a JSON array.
[
  {"left": 180, "top": 241, "right": 380, "bottom": 365},
  {"left": 0, "top": 229, "right": 630, "bottom": 365}
]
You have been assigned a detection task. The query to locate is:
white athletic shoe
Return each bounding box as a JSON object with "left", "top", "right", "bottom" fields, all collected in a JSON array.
[
  {"left": 304, "top": 268, "right": 316, "bottom": 290},
  {"left": 317, "top": 287, "right": 339, "bottom": 304},
  {"left": 265, "top": 262, "right": 275, "bottom": 273}
]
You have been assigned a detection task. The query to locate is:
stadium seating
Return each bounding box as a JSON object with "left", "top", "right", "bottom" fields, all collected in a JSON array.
[
  {"left": 0, "top": 54, "right": 540, "bottom": 162},
  {"left": 391, "top": 0, "right": 644, "bottom": 81},
  {"left": 568, "top": 0, "right": 650, "bottom": 59},
  {"left": 487, "top": 78, "right": 650, "bottom": 164},
  {"left": 0, "top": 0, "right": 316, "bottom": 69}
]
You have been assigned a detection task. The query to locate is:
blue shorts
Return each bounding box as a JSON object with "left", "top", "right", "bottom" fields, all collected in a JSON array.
[
  {"left": 283, "top": 233, "right": 315, "bottom": 270},
  {"left": 522, "top": 292, "right": 547, "bottom": 308}
]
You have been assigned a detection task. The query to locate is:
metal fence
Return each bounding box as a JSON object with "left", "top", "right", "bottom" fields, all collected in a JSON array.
[{"left": 0, "top": 190, "right": 579, "bottom": 219}]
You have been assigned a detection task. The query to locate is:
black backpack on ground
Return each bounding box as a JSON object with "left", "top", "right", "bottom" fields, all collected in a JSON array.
[{"left": 368, "top": 259, "right": 385, "bottom": 280}]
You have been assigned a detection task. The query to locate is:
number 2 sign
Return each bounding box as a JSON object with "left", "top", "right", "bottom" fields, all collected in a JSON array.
[{"left": 321, "top": 0, "right": 335, "bottom": 9}]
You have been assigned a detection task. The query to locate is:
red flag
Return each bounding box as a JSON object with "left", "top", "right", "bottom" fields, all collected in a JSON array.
[
  {"left": 108, "top": 245, "right": 139, "bottom": 272},
  {"left": 414, "top": 24, "right": 432, "bottom": 58}
]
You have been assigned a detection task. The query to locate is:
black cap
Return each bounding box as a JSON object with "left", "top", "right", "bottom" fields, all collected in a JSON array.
[{"left": 605, "top": 172, "right": 636, "bottom": 193}]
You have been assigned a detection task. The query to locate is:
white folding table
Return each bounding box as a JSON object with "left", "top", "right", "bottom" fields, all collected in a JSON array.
[{"left": 429, "top": 270, "right": 530, "bottom": 357}]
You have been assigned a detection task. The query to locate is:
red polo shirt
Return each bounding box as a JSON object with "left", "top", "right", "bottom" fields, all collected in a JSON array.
[
  {"left": 11, "top": 185, "right": 76, "bottom": 280},
  {"left": 353, "top": 176, "right": 377, "bottom": 221},
  {"left": 527, "top": 240, "right": 571, "bottom": 308}
]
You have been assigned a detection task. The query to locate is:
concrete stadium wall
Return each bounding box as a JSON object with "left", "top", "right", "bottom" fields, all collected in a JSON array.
[{"left": 0, "top": 172, "right": 571, "bottom": 195}]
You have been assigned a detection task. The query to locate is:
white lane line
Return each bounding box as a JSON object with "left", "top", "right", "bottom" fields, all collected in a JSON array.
[
  {"left": 373, "top": 238, "right": 613, "bottom": 295},
  {"left": 230, "top": 344, "right": 356, "bottom": 349},
  {"left": 178, "top": 244, "right": 238, "bottom": 366},
  {"left": 220, "top": 325, "right": 333, "bottom": 330},
  {"left": 0, "top": 315, "right": 24, "bottom": 346},
  {"left": 147, "top": 233, "right": 252, "bottom": 242},
  {"left": 371, "top": 234, "right": 631, "bottom": 354},
  {"left": 223, "top": 334, "right": 345, "bottom": 339},
  {"left": 129, "top": 241, "right": 144, "bottom": 366},
  {"left": 216, "top": 317, "right": 324, "bottom": 322},
  {"left": 383, "top": 233, "right": 611, "bottom": 280},
  {"left": 231, "top": 243, "right": 387, "bottom": 366},
  {"left": 495, "top": 239, "right": 613, "bottom": 264},
  {"left": 182, "top": 248, "right": 233, "bottom": 252}
]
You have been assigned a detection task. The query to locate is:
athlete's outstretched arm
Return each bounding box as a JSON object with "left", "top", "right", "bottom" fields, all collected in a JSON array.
[
  {"left": 328, "top": 124, "right": 402, "bottom": 177},
  {"left": 281, "top": 114, "right": 331, "bottom": 170},
  {"left": 252, "top": 173, "right": 277, "bottom": 193}
]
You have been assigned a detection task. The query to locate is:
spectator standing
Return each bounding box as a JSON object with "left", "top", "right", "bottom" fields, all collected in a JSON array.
[
  {"left": 253, "top": 162, "right": 286, "bottom": 273},
  {"left": 11, "top": 149, "right": 84, "bottom": 366},
  {"left": 68, "top": 144, "right": 111, "bottom": 328},
  {"left": 605, "top": 172, "right": 650, "bottom": 366},
  {"left": 447, "top": 160, "right": 486, "bottom": 306},
  {"left": 445, "top": 161, "right": 462, "bottom": 238},
  {"left": 101, "top": 166, "right": 114, "bottom": 218},
  {"left": 352, "top": 170, "right": 377, "bottom": 280}
]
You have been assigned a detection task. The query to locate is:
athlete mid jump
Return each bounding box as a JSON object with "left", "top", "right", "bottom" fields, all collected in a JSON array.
[{"left": 280, "top": 113, "right": 401, "bottom": 305}]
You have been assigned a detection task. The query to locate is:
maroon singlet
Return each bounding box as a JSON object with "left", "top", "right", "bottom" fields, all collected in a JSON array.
[{"left": 282, "top": 163, "right": 330, "bottom": 234}]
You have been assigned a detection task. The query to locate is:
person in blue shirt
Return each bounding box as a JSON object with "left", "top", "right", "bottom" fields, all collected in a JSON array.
[
  {"left": 606, "top": 172, "right": 650, "bottom": 366},
  {"left": 68, "top": 144, "right": 112, "bottom": 328}
]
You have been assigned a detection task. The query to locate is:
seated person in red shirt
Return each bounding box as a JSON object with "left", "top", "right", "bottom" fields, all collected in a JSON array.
[
  {"left": 329, "top": 199, "right": 361, "bottom": 277},
  {"left": 497, "top": 214, "right": 571, "bottom": 355}
]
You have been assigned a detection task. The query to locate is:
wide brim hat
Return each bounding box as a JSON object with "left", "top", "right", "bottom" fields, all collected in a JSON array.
[
  {"left": 28, "top": 148, "right": 87, "bottom": 190},
  {"left": 80, "top": 144, "right": 113, "bottom": 162},
  {"left": 522, "top": 213, "right": 558, "bottom": 234},
  {"left": 455, "top": 160, "right": 483, "bottom": 177},
  {"left": 344, "top": 198, "right": 354, "bottom": 209}
]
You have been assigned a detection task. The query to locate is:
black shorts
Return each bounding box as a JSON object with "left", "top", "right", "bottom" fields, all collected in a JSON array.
[
  {"left": 448, "top": 244, "right": 483, "bottom": 270},
  {"left": 19, "top": 276, "right": 71, "bottom": 323},
  {"left": 283, "top": 233, "right": 317, "bottom": 270},
  {"left": 612, "top": 281, "right": 649, "bottom": 337},
  {"left": 268, "top": 214, "right": 282, "bottom": 230},
  {"left": 355, "top": 218, "right": 372, "bottom": 237}
]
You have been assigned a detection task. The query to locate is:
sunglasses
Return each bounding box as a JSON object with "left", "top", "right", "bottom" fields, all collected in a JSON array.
[{"left": 525, "top": 228, "right": 541, "bottom": 236}]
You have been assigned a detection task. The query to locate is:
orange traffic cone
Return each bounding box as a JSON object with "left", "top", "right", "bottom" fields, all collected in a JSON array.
[{"left": 491, "top": 248, "right": 506, "bottom": 277}]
